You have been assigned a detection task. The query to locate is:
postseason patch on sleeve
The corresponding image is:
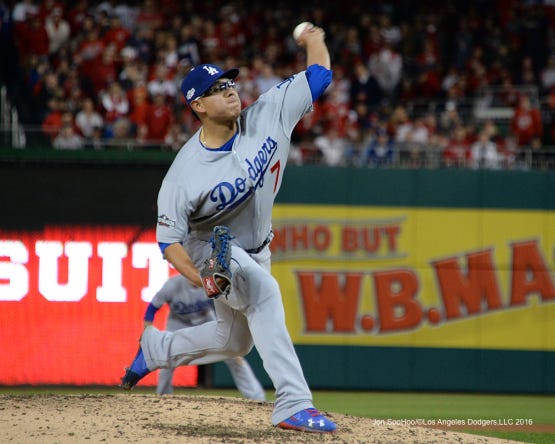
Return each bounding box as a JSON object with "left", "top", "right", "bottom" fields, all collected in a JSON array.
[{"left": 157, "top": 214, "right": 176, "bottom": 228}]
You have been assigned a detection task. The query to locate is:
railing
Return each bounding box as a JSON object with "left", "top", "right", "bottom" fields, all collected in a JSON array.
[
  {"left": 0, "top": 86, "right": 26, "bottom": 149},
  {"left": 1, "top": 126, "right": 554, "bottom": 170}
]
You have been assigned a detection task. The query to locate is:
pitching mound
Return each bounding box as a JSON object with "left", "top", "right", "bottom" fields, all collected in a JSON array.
[{"left": 2, "top": 394, "right": 523, "bottom": 443}]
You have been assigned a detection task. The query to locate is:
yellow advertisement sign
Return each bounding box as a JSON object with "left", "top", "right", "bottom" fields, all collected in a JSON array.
[{"left": 271, "top": 204, "right": 555, "bottom": 351}]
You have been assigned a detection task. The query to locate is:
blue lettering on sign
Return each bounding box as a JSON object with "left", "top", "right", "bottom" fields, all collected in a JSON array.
[{"left": 210, "top": 136, "right": 278, "bottom": 210}]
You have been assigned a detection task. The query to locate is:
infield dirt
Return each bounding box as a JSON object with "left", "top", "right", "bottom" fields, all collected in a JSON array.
[{"left": 1, "top": 393, "right": 528, "bottom": 443}]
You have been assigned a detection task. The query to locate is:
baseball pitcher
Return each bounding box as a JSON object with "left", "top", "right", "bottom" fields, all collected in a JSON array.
[{"left": 121, "top": 23, "right": 336, "bottom": 433}]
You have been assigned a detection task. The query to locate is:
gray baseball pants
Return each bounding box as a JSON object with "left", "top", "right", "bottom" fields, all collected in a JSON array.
[{"left": 140, "top": 245, "right": 313, "bottom": 424}]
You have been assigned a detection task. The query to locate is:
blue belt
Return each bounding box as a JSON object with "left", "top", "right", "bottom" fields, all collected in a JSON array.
[{"left": 246, "top": 232, "right": 273, "bottom": 254}]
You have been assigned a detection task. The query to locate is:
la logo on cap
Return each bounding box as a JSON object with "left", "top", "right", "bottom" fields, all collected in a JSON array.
[{"left": 203, "top": 66, "right": 219, "bottom": 75}]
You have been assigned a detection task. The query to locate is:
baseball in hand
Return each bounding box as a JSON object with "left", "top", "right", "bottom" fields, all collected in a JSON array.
[{"left": 293, "top": 22, "right": 313, "bottom": 41}]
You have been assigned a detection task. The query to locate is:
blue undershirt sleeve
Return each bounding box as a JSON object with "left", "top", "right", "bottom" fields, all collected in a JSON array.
[
  {"left": 158, "top": 242, "right": 171, "bottom": 255},
  {"left": 305, "top": 64, "right": 333, "bottom": 101},
  {"left": 144, "top": 303, "right": 159, "bottom": 322}
]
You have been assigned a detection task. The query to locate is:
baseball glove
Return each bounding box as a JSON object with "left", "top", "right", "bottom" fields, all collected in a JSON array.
[{"left": 200, "top": 226, "right": 233, "bottom": 298}]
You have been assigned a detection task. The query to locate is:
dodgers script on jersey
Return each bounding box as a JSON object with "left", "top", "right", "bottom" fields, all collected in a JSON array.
[{"left": 157, "top": 71, "right": 313, "bottom": 265}]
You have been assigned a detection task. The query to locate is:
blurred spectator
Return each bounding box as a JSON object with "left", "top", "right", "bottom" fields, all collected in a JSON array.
[
  {"left": 75, "top": 27, "right": 106, "bottom": 86},
  {"left": 109, "top": 117, "right": 132, "bottom": 143},
  {"left": 438, "top": 101, "right": 463, "bottom": 136},
  {"left": 147, "top": 62, "right": 176, "bottom": 101},
  {"left": 89, "top": 43, "right": 118, "bottom": 94},
  {"left": 293, "top": 100, "right": 323, "bottom": 143},
  {"left": 134, "top": 0, "right": 163, "bottom": 32},
  {"left": 297, "top": 133, "right": 323, "bottom": 165},
  {"left": 329, "top": 66, "right": 351, "bottom": 105},
  {"left": 254, "top": 61, "right": 282, "bottom": 95},
  {"left": 171, "top": 58, "right": 192, "bottom": 103},
  {"left": 164, "top": 122, "right": 189, "bottom": 151},
  {"left": 32, "top": 69, "right": 63, "bottom": 120},
  {"left": 443, "top": 124, "right": 471, "bottom": 168},
  {"left": 403, "top": 117, "right": 430, "bottom": 168},
  {"left": 145, "top": 92, "right": 173, "bottom": 142},
  {"left": 314, "top": 127, "right": 349, "bottom": 167},
  {"left": 75, "top": 97, "right": 104, "bottom": 139},
  {"left": 379, "top": 13, "right": 401, "bottom": 47},
  {"left": 368, "top": 41, "right": 403, "bottom": 99},
  {"left": 128, "top": 84, "right": 150, "bottom": 129},
  {"left": 37, "top": 0, "right": 59, "bottom": 22},
  {"left": 119, "top": 46, "right": 148, "bottom": 90},
  {"left": 363, "top": 130, "right": 394, "bottom": 168},
  {"left": 177, "top": 23, "right": 200, "bottom": 66},
  {"left": 452, "top": 18, "right": 473, "bottom": 71},
  {"left": 414, "top": 38, "right": 442, "bottom": 98},
  {"left": 320, "top": 88, "right": 352, "bottom": 137},
  {"left": 44, "top": 6, "right": 70, "bottom": 55},
  {"left": 128, "top": 24, "right": 155, "bottom": 64},
  {"left": 219, "top": 17, "right": 246, "bottom": 59},
  {"left": 389, "top": 105, "right": 413, "bottom": 143},
  {"left": 540, "top": 54, "right": 555, "bottom": 94},
  {"left": 441, "top": 66, "right": 461, "bottom": 96},
  {"left": 17, "top": 11, "right": 49, "bottom": 63},
  {"left": 546, "top": 87, "right": 555, "bottom": 145},
  {"left": 516, "top": 56, "right": 538, "bottom": 89},
  {"left": 12, "top": 0, "right": 38, "bottom": 25},
  {"left": 66, "top": 0, "right": 90, "bottom": 35},
  {"left": 41, "top": 97, "right": 65, "bottom": 140},
  {"left": 162, "top": 33, "right": 179, "bottom": 71},
  {"left": 53, "top": 124, "right": 85, "bottom": 150},
  {"left": 510, "top": 94, "right": 542, "bottom": 147},
  {"left": 409, "top": 117, "right": 430, "bottom": 146},
  {"left": 349, "top": 62, "right": 382, "bottom": 111},
  {"left": 471, "top": 131, "right": 501, "bottom": 169},
  {"left": 103, "top": 14, "right": 131, "bottom": 52},
  {"left": 100, "top": 81, "right": 130, "bottom": 125},
  {"left": 83, "top": 124, "right": 104, "bottom": 150}
]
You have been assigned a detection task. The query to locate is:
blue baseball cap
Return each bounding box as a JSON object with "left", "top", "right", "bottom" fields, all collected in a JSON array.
[{"left": 181, "top": 64, "right": 239, "bottom": 106}]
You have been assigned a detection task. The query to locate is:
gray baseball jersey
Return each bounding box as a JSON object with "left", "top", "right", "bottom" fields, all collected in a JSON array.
[
  {"left": 150, "top": 274, "right": 215, "bottom": 326},
  {"left": 156, "top": 71, "right": 312, "bottom": 264}
]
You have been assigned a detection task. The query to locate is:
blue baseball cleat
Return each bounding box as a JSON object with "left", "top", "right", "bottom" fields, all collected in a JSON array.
[
  {"left": 278, "top": 408, "right": 337, "bottom": 433},
  {"left": 120, "top": 346, "right": 150, "bottom": 390}
]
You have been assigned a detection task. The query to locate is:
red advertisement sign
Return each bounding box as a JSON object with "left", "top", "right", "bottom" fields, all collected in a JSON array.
[{"left": 0, "top": 226, "right": 197, "bottom": 387}]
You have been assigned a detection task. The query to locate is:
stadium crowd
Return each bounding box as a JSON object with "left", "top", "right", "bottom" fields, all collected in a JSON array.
[{"left": 1, "top": 0, "right": 555, "bottom": 168}]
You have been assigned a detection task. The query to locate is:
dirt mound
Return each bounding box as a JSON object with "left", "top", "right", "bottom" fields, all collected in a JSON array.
[{"left": 2, "top": 394, "right": 524, "bottom": 443}]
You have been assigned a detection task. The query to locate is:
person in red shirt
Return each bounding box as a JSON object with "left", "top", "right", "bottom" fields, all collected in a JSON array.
[
  {"left": 100, "top": 81, "right": 129, "bottom": 124},
  {"left": 510, "top": 94, "right": 543, "bottom": 147},
  {"left": 66, "top": 0, "right": 90, "bottom": 35},
  {"left": 41, "top": 97, "right": 64, "bottom": 140},
  {"left": 134, "top": 0, "right": 163, "bottom": 31},
  {"left": 546, "top": 87, "right": 555, "bottom": 145},
  {"left": 443, "top": 124, "right": 472, "bottom": 168},
  {"left": 75, "top": 28, "right": 106, "bottom": 82},
  {"left": 88, "top": 44, "right": 118, "bottom": 94},
  {"left": 102, "top": 15, "right": 131, "bottom": 52},
  {"left": 17, "top": 13, "right": 49, "bottom": 63},
  {"left": 129, "top": 84, "right": 150, "bottom": 129},
  {"left": 414, "top": 38, "right": 442, "bottom": 98},
  {"left": 145, "top": 92, "right": 173, "bottom": 142}
]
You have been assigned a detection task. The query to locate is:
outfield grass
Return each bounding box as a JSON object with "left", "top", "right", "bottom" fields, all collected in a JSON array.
[
  {"left": 2, "top": 387, "right": 554, "bottom": 443},
  {"left": 309, "top": 391, "right": 555, "bottom": 444}
]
